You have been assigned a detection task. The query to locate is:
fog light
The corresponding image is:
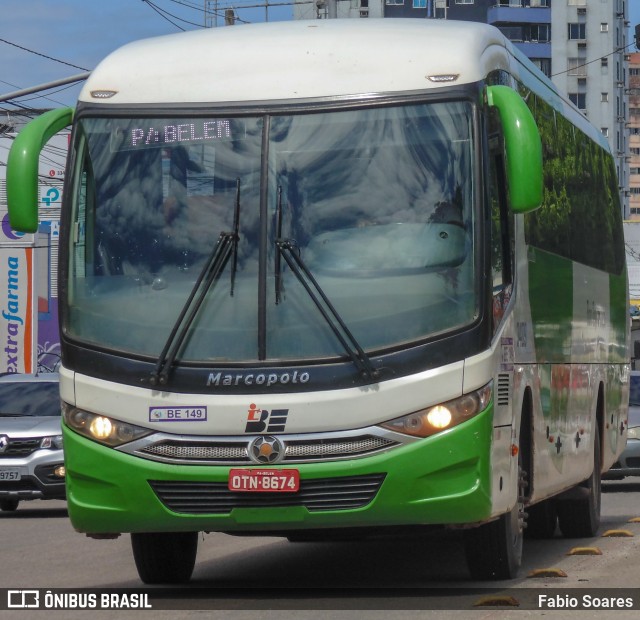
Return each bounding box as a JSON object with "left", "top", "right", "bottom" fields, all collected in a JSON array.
[{"left": 54, "top": 465, "right": 66, "bottom": 478}]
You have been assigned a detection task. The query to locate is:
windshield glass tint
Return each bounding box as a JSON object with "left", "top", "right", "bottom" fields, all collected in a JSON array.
[
  {"left": 67, "top": 103, "right": 476, "bottom": 362},
  {"left": 267, "top": 103, "right": 476, "bottom": 358},
  {"left": 0, "top": 381, "right": 60, "bottom": 416},
  {"left": 69, "top": 116, "right": 263, "bottom": 361}
]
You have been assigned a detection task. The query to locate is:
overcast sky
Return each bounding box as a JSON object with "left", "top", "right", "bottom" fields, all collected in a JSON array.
[{"left": 1, "top": 1, "right": 639, "bottom": 109}]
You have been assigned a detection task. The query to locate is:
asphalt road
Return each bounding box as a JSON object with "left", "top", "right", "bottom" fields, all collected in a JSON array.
[{"left": 2, "top": 479, "right": 640, "bottom": 619}]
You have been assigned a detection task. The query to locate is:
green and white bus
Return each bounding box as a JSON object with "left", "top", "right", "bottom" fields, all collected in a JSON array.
[{"left": 6, "top": 19, "right": 630, "bottom": 583}]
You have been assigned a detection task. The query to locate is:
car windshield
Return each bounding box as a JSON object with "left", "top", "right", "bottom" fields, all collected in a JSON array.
[
  {"left": 0, "top": 381, "right": 60, "bottom": 417},
  {"left": 67, "top": 101, "right": 476, "bottom": 363}
]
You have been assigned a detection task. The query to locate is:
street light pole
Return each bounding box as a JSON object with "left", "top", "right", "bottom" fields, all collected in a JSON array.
[{"left": 0, "top": 72, "right": 90, "bottom": 103}]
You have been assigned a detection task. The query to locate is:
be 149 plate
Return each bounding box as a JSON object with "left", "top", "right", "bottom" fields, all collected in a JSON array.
[{"left": 228, "top": 469, "right": 300, "bottom": 493}]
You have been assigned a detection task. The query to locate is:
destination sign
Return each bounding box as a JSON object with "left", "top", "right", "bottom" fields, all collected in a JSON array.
[{"left": 113, "top": 119, "right": 242, "bottom": 151}]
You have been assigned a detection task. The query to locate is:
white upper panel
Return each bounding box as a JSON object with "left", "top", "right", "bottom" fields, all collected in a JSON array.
[{"left": 79, "top": 19, "right": 512, "bottom": 105}]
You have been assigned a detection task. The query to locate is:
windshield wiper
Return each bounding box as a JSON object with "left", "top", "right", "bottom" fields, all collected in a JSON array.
[
  {"left": 150, "top": 232, "right": 236, "bottom": 386},
  {"left": 275, "top": 238, "right": 380, "bottom": 383},
  {"left": 150, "top": 180, "right": 241, "bottom": 387}
]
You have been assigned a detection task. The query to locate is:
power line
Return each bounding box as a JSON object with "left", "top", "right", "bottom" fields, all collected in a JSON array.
[
  {"left": 551, "top": 42, "right": 636, "bottom": 78},
  {"left": 0, "top": 37, "right": 89, "bottom": 72},
  {"left": 141, "top": 0, "right": 188, "bottom": 30},
  {"left": 143, "top": 0, "right": 251, "bottom": 27}
]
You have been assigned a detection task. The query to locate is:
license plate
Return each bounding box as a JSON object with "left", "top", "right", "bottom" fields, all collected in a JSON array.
[
  {"left": 0, "top": 469, "right": 21, "bottom": 481},
  {"left": 228, "top": 469, "right": 300, "bottom": 493}
]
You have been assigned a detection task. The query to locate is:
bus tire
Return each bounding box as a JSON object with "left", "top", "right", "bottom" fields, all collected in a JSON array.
[
  {"left": 556, "top": 431, "right": 601, "bottom": 539},
  {"left": 463, "top": 458, "right": 525, "bottom": 580},
  {"left": 524, "top": 499, "right": 557, "bottom": 539},
  {"left": 131, "top": 532, "right": 198, "bottom": 584}
]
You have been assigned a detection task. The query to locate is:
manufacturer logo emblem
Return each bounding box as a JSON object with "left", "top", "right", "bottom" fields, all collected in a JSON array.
[
  {"left": 0, "top": 435, "right": 8, "bottom": 454},
  {"left": 244, "top": 404, "right": 289, "bottom": 433},
  {"left": 248, "top": 436, "right": 285, "bottom": 464}
]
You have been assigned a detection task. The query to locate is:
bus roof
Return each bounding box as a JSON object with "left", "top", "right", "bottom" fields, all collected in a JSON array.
[{"left": 80, "top": 19, "right": 513, "bottom": 105}]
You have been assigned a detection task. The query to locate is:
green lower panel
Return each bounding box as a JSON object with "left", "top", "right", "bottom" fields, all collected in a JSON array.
[{"left": 64, "top": 407, "right": 494, "bottom": 534}]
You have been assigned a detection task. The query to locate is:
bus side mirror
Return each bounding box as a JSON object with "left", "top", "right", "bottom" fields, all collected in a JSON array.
[
  {"left": 486, "top": 85, "right": 542, "bottom": 214},
  {"left": 6, "top": 107, "right": 74, "bottom": 233}
]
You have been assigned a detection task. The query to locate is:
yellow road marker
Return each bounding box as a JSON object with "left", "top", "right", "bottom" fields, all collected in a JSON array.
[
  {"left": 473, "top": 595, "right": 520, "bottom": 607},
  {"left": 567, "top": 547, "right": 602, "bottom": 555},
  {"left": 528, "top": 568, "right": 568, "bottom": 578}
]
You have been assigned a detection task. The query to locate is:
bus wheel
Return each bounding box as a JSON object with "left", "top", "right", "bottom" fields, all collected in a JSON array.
[
  {"left": 131, "top": 532, "right": 198, "bottom": 584},
  {"left": 557, "top": 431, "right": 601, "bottom": 538},
  {"left": 463, "top": 461, "right": 525, "bottom": 580},
  {"left": 525, "top": 499, "right": 557, "bottom": 539},
  {"left": 0, "top": 499, "right": 19, "bottom": 512}
]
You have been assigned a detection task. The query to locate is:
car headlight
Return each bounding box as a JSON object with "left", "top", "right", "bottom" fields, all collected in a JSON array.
[
  {"left": 62, "top": 402, "right": 152, "bottom": 447},
  {"left": 628, "top": 427, "right": 640, "bottom": 440},
  {"left": 379, "top": 383, "right": 492, "bottom": 438},
  {"left": 40, "top": 435, "right": 63, "bottom": 450}
]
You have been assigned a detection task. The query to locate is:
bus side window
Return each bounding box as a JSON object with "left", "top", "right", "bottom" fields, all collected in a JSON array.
[{"left": 488, "top": 109, "right": 515, "bottom": 335}]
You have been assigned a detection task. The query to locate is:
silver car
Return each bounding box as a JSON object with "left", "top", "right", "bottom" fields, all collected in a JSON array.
[
  {"left": 603, "top": 370, "right": 640, "bottom": 479},
  {"left": 0, "top": 373, "right": 64, "bottom": 511}
]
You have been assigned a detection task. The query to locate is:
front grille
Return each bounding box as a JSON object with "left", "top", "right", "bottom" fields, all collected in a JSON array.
[
  {"left": 149, "top": 473, "right": 386, "bottom": 514},
  {"left": 285, "top": 436, "right": 393, "bottom": 459},
  {"left": 141, "top": 442, "right": 247, "bottom": 462},
  {"left": 0, "top": 437, "right": 41, "bottom": 458},
  {"left": 138, "top": 435, "right": 397, "bottom": 465}
]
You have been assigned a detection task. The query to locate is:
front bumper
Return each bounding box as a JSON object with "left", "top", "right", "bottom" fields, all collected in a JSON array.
[
  {"left": 0, "top": 452, "right": 66, "bottom": 500},
  {"left": 602, "top": 438, "right": 640, "bottom": 479},
  {"left": 65, "top": 406, "right": 494, "bottom": 535}
]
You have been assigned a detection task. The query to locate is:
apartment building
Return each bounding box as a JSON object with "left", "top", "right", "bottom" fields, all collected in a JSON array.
[
  {"left": 293, "top": 0, "right": 631, "bottom": 216},
  {"left": 551, "top": 0, "right": 630, "bottom": 217},
  {"left": 628, "top": 51, "right": 640, "bottom": 219}
]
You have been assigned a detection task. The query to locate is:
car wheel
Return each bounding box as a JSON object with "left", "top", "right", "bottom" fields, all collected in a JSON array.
[{"left": 0, "top": 499, "right": 19, "bottom": 512}]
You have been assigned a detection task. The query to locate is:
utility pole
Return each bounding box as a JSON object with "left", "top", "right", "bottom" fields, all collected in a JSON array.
[{"left": 204, "top": 0, "right": 217, "bottom": 27}]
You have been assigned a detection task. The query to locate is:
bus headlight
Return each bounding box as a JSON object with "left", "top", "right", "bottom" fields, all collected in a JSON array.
[
  {"left": 379, "top": 383, "right": 492, "bottom": 438},
  {"left": 62, "top": 402, "right": 152, "bottom": 447}
]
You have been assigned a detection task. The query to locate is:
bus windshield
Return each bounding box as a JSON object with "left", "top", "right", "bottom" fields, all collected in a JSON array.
[{"left": 67, "top": 101, "right": 477, "bottom": 363}]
